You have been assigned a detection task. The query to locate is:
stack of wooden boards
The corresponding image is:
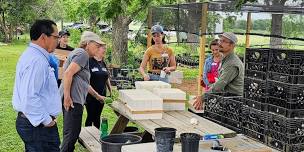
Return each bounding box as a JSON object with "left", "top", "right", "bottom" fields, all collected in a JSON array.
[{"left": 119, "top": 81, "right": 187, "bottom": 120}]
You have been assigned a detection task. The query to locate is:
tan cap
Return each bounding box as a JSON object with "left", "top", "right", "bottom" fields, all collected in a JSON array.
[
  {"left": 219, "top": 32, "right": 238, "bottom": 44},
  {"left": 80, "top": 31, "right": 105, "bottom": 45}
]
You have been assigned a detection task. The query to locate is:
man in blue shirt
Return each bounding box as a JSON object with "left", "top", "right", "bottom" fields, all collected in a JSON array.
[{"left": 12, "top": 19, "right": 62, "bottom": 152}]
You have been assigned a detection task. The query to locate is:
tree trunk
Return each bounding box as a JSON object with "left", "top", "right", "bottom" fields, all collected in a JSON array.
[
  {"left": 1, "top": 11, "right": 10, "bottom": 43},
  {"left": 270, "top": 14, "right": 283, "bottom": 48},
  {"left": 269, "top": 0, "right": 286, "bottom": 49},
  {"left": 112, "top": 15, "right": 130, "bottom": 66}
]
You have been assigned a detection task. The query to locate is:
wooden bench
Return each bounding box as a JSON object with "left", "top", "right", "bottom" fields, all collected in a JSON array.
[{"left": 79, "top": 126, "right": 101, "bottom": 152}]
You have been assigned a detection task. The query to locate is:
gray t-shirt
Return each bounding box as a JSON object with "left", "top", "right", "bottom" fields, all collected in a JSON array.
[{"left": 60, "top": 48, "right": 90, "bottom": 105}]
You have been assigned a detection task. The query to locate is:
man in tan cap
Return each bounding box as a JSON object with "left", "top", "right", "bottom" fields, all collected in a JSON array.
[
  {"left": 194, "top": 32, "right": 244, "bottom": 110},
  {"left": 60, "top": 31, "right": 106, "bottom": 152}
]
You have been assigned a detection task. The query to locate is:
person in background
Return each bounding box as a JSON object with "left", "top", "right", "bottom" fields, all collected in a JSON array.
[
  {"left": 201, "top": 39, "right": 223, "bottom": 91},
  {"left": 139, "top": 24, "right": 176, "bottom": 82},
  {"left": 60, "top": 31, "right": 106, "bottom": 152},
  {"left": 51, "top": 30, "right": 74, "bottom": 87},
  {"left": 85, "top": 41, "right": 112, "bottom": 129},
  {"left": 57, "top": 30, "right": 74, "bottom": 51},
  {"left": 193, "top": 32, "right": 244, "bottom": 110},
  {"left": 12, "top": 19, "right": 61, "bottom": 151}
]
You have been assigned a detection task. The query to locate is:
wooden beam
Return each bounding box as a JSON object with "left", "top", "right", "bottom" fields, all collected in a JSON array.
[
  {"left": 197, "top": 3, "right": 208, "bottom": 96},
  {"left": 245, "top": 12, "right": 252, "bottom": 48},
  {"left": 147, "top": 8, "right": 152, "bottom": 48},
  {"left": 110, "top": 114, "right": 129, "bottom": 134}
]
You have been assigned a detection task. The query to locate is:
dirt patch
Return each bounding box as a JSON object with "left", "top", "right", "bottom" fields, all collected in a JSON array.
[{"left": 172, "top": 78, "right": 199, "bottom": 95}]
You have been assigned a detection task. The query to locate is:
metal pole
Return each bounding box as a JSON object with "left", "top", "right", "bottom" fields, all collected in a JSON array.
[
  {"left": 198, "top": 3, "right": 208, "bottom": 96},
  {"left": 245, "top": 12, "right": 252, "bottom": 48},
  {"left": 147, "top": 8, "right": 152, "bottom": 48}
]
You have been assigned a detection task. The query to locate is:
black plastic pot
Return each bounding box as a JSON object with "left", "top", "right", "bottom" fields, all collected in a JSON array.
[
  {"left": 100, "top": 134, "right": 142, "bottom": 152},
  {"left": 180, "top": 133, "right": 201, "bottom": 152},
  {"left": 123, "top": 126, "right": 139, "bottom": 134},
  {"left": 112, "top": 68, "right": 121, "bottom": 78},
  {"left": 155, "top": 127, "right": 176, "bottom": 152}
]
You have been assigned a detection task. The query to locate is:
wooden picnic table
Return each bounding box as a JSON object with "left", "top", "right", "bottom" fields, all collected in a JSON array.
[
  {"left": 122, "top": 135, "right": 279, "bottom": 152},
  {"left": 79, "top": 100, "right": 236, "bottom": 152},
  {"left": 109, "top": 101, "right": 236, "bottom": 139},
  {"left": 78, "top": 127, "right": 278, "bottom": 152}
]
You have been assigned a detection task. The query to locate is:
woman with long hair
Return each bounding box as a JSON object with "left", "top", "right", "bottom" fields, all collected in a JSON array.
[{"left": 139, "top": 25, "right": 176, "bottom": 82}]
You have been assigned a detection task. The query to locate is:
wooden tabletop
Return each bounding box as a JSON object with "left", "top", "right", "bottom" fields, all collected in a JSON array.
[
  {"left": 111, "top": 101, "right": 236, "bottom": 139},
  {"left": 122, "top": 135, "right": 279, "bottom": 152}
]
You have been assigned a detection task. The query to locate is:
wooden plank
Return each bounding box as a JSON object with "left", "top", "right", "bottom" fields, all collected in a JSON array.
[
  {"left": 58, "top": 67, "right": 64, "bottom": 80},
  {"left": 198, "top": 3, "right": 208, "bottom": 96},
  {"left": 160, "top": 112, "right": 205, "bottom": 136},
  {"left": 150, "top": 116, "right": 186, "bottom": 138},
  {"left": 169, "top": 111, "right": 220, "bottom": 134},
  {"left": 246, "top": 12, "right": 252, "bottom": 48},
  {"left": 79, "top": 127, "right": 101, "bottom": 152},
  {"left": 125, "top": 104, "right": 163, "bottom": 114},
  {"left": 199, "top": 135, "right": 278, "bottom": 152},
  {"left": 122, "top": 135, "right": 279, "bottom": 152},
  {"left": 54, "top": 49, "right": 70, "bottom": 57},
  {"left": 110, "top": 114, "right": 129, "bottom": 134},
  {"left": 179, "top": 111, "right": 236, "bottom": 137},
  {"left": 135, "top": 120, "right": 161, "bottom": 136},
  {"left": 85, "top": 126, "right": 100, "bottom": 140},
  {"left": 163, "top": 99, "right": 186, "bottom": 103},
  {"left": 122, "top": 143, "right": 155, "bottom": 152},
  {"left": 111, "top": 101, "right": 235, "bottom": 138},
  {"left": 167, "top": 111, "right": 208, "bottom": 135}
]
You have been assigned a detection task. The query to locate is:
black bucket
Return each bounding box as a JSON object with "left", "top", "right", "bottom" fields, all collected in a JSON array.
[
  {"left": 155, "top": 127, "right": 176, "bottom": 152},
  {"left": 100, "top": 134, "right": 142, "bottom": 152},
  {"left": 180, "top": 133, "right": 201, "bottom": 152},
  {"left": 123, "top": 126, "right": 139, "bottom": 134}
]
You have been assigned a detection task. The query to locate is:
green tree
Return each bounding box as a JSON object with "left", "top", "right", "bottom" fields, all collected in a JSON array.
[
  {"left": 283, "top": 15, "right": 304, "bottom": 38},
  {"left": 0, "top": 0, "right": 64, "bottom": 42},
  {"left": 234, "top": 0, "right": 303, "bottom": 48},
  {"left": 0, "top": 0, "right": 37, "bottom": 42},
  {"left": 99, "top": 0, "right": 179, "bottom": 65},
  {"left": 223, "top": 16, "right": 237, "bottom": 32},
  {"left": 62, "top": 0, "right": 103, "bottom": 31},
  {"left": 252, "top": 19, "right": 271, "bottom": 31}
]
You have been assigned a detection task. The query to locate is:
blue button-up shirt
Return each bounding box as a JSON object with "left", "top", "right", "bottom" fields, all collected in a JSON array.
[{"left": 12, "top": 43, "right": 62, "bottom": 127}]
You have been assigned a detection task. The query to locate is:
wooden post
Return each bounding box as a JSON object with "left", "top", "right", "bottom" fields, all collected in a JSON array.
[
  {"left": 245, "top": 12, "right": 251, "bottom": 48},
  {"left": 147, "top": 8, "right": 153, "bottom": 48},
  {"left": 198, "top": 3, "right": 208, "bottom": 96}
]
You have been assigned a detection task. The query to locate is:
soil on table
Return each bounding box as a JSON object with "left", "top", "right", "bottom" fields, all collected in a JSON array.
[{"left": 172, "top": 78, "right": 200, "bottom": 96}]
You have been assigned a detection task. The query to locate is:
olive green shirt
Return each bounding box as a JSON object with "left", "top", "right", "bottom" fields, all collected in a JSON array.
[{"left": 209, "top": 52, "right": 244, "bottom": 95}]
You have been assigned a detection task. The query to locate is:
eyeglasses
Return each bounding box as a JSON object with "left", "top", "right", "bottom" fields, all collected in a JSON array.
[{"left": 50, "top": 34, "right": 60, "bottom": 39}]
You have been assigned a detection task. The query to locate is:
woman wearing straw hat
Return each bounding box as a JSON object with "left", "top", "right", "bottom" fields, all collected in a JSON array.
[{"left": 60, "top": 31, "right": 106, "bottom": 152}]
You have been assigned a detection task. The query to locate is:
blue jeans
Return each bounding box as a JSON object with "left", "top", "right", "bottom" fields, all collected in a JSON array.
[
  {"left": 16, "top": 113, "right": 60, "bottom": 152},
  {"left": 148, "top": 74, "right": 169, "bottom": 83}
]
